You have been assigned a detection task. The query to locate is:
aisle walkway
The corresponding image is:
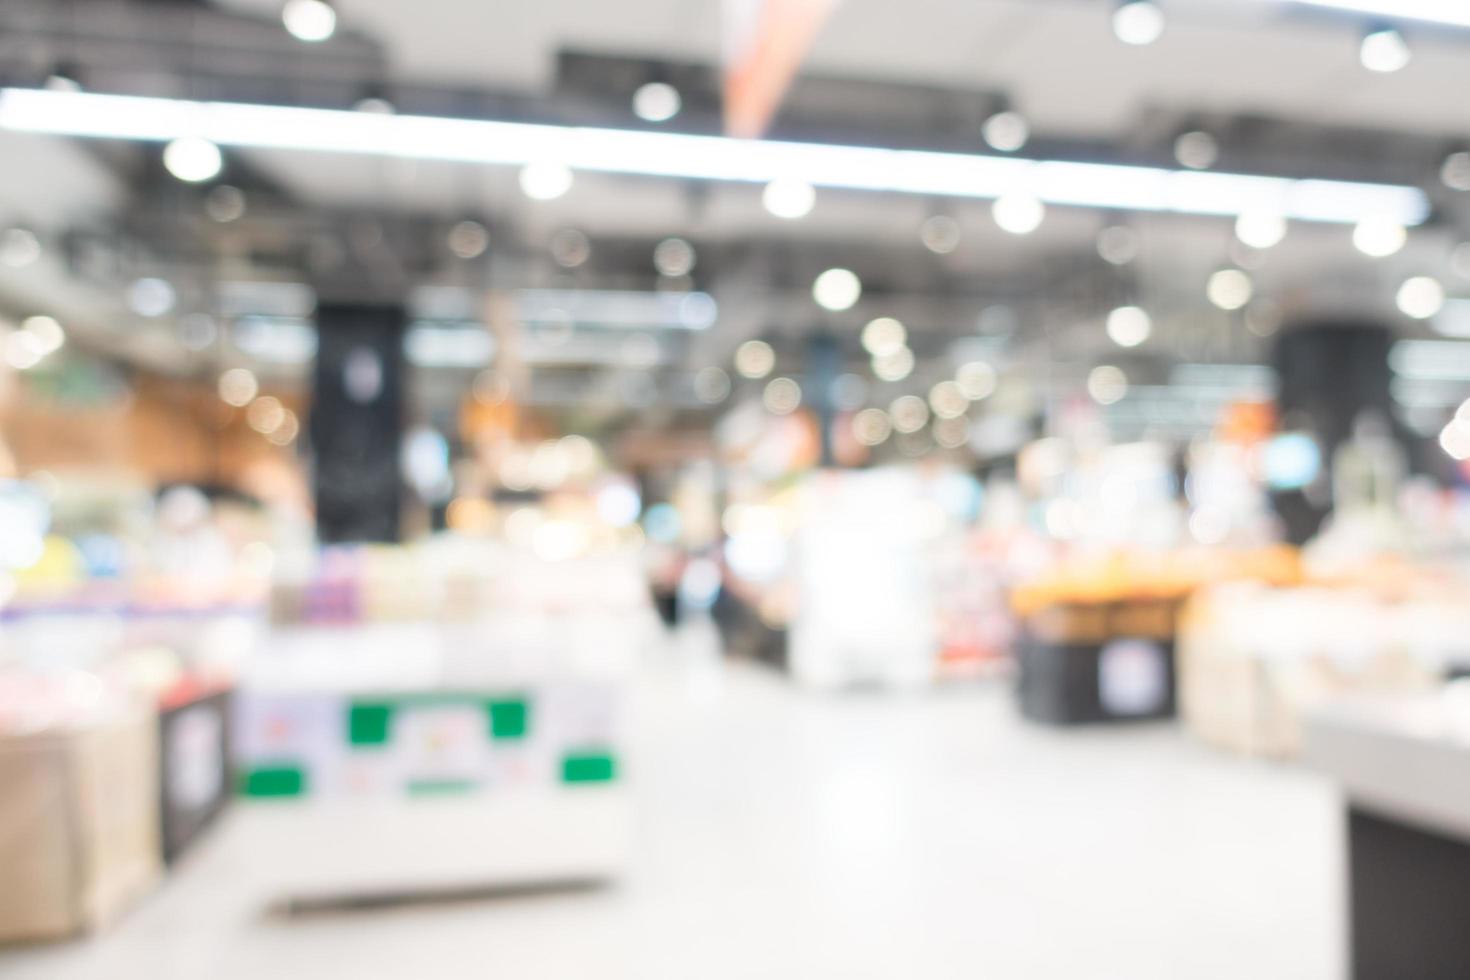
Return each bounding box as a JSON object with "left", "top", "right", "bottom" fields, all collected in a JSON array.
[{"left": 2, "top": 634, "right": 1344, "bottom": 979}]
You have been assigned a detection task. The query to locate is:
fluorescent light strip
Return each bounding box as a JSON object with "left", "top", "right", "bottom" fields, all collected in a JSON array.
[
  {"left": 1269, "top": 0, "right": 1470, "bottom": 29},
  {"left": 0, "top": 88, "right": 1430, "bottom": 226}
]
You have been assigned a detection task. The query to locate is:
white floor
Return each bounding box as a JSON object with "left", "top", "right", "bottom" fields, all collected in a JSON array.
[{"left": 3, "top": 626, "right": 1346, "bottom": 979}]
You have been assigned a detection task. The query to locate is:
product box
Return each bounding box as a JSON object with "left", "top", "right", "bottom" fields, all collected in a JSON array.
[{"left": 0, "top": 711, "right": 162, "bottom": 942}]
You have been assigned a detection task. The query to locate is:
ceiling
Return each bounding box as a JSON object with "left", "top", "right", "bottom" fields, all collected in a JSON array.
[{"left": 2, "top": 0, "right": 1469, "bottom": 428}]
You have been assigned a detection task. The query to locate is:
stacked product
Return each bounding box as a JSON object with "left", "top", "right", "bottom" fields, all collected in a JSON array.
[{"left": 0, "top": 674, "right": 161, "bottom": 942}]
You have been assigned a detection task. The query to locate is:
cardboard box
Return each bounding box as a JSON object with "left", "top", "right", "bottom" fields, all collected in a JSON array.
[{"left": 0, "top": 712, "right": 162, "bottom": 942}]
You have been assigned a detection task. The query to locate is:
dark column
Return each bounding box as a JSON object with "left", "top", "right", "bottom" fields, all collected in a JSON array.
[
  {"left": 1348, "top": 806, "right": 1470, "bottom": 980},
  {"left": 806, "top": 332, "right": 841, "bottom": 467},
  {"left": 310, "top": 302, "right": 406, "bottom": 543},
  {"left": 1271, "top": 321, "right": 1396, "bottom": 544}
]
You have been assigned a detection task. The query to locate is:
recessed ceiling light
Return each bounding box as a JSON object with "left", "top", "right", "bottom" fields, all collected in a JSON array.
[
  {"left": 852, "top": 408, "right": 893, "bottom": 447},
  {"left": 1360, "top": 27, "right": 1411, "bottom": 73},
  {"left": 632, "top": 82, "right": 682, "bottom": 123},
  {"left": 1174, "top": 131, "right": 1219, "bottom": 170},
  {"left": 993, "top": 194, "right": 1045, "bottom": 234},
  {"left": 1088, "top": 365, "right": 1129, "bottom": 405},
  {"left": 0, "top": 227, "right": 41, "bottom": 268},
  {"left": 981, "top": 110, "right": 1029, "bottom": 153},
  {"left": 734, "top": 340, "right": 776, "bottom": 379},
  {"left": 1442, "top": 152, "right": 1470, "bottom": 191},
  {"left": 653, "top": 237, "right": 696, "bottom": 277},
  {"left": 1235, "top": 212, "right": 1288, "bottom": 249},
  {"left": 1397, "top": 276, "right": 1445, "bottom": 319},
  {"left": 1353, "top": 218, "right": 1407, "bottom": 258},
  {"left": 1113, "top": 0, "right": 1165, "bottom": 45},
  {"left": 861, "top": 317, "right": 907, "bottom": 357},
  {"left": 920, "top": 215, "right": 961, "bottom": 254},
  {"left": 163, "top": 136, "right": 222, "bottom": 182},
  {"left": 762, "top": 178, "right": 815, "bottom": 219},
  {"left": 1207, "top": 269, "right": 1254, "bottom": 310},
  {"left": 1106, "top": 305, "right": 1152, "bottom": 347},
  {"left": 762, "top": 377, "right": 802, "bottom": 415},
  {"left": 872, "top": 347, "right": 915, "bottom": 382},
  {"left": 928, "top": 380, "right": 969, "bottom": 419},
  {"left": 282, "top": 0, "right": 337, "bottom": 42},
  {"left": 956, "top": 361, "right": 997, "bottom": 400},
  {"left": 889, "top": 395, "right": 930, "bottom": 434},
  {"left": 1097, "top": 225, "right": 1140, "bottom": 265},
  {"left": 22, "top": 315, "right": 64, "bottom": 355},
  {"left": 218, "top": 367, "right": 259, "bottom": 407},
  {"left": 520, "top": 161, "right": 573, "bottom": 200},
  {"left": 204, "top": 185, "right": 246, "bottom": 222},
  {"left": 813, "top": 268, "right": 862, "bottom": 311},
  {"left": 447, "top": 220, "right": 489, "bottom": 259}
]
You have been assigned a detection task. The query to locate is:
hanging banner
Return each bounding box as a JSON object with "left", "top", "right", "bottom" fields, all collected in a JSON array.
[{"left": 722, "top": 0, "right": 840, "bottom": 139}]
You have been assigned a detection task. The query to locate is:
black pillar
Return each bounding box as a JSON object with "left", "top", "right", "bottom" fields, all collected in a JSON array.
[
  {"left": 806, "top": 332, "right": 841, "bottom": 467},
  {"left": 1271, "top": 321, "right": 1395, "bottom": 544},
  {"left": 310, "top": 302, "right": 406, "bottom": 543}
]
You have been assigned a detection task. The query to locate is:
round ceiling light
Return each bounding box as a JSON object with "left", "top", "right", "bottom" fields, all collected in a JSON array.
[
  {"left": 982, "top": 110, "right": 1030, "bottom": 153},
  {"left": 1106, "top": 305, "right": 1152, "bottom": 348},
  {"left": 1097, "top": 225, "right": 1141, "bottom": 265},
  {"left": 1360, "top": 27, "right": 1410, "bottom": 73},
  {"left": 632, "top": 81, "right": 682, "bottom": 123},
  {"left": 861, "top": 317, "right": 907, "bottom": 357},
  {"left": 1352, "top": 219, "right": 1407, "bottom": 258},
  {"left": 163, "top": 136, "right": 222, "bottom": 183},
  {"left": 1207, "top": 269, "right": 1254, "bottom": 311},
  {"left": 1174, "top": 131, "right": 1219, "bottom": 170},
  {"left": 448, "top": 220, "right": 490, "bottom": 259},
  {"left": 889, "top": 395, "right": 930, "bottom": 434},
  {"left": 762, "top": 377, "right": 802, "bottom": 415},
  {"left": 653, "top": 237, "right": 697, "bottom": 278},
  {"left": 852, "top": 408, "right": 893, "bottom": 447},
  {"left": 22, "top": 316, "right": 64, "bottom": 355},
  {"left": 956, "top": 361, "right": 997, "bottom": 401},
  {"left": 734, "top": 339, "right": 776, "bottom": 379},
  {"left": 1235, "top": 212, "right": 1288, "bottom": 250},
  {"left": 763, "top": 178, "right": 816, "bottom": 219},
  {"left": 1088, "top": 365, "right": 1129, "bottom": 405},
  {"left": 1113, "top": 0, "right": 1165, "bottom": 45},
  {"left": 928, "top": 380, "right": 969, "bottom": 420},
  {"left": 992, "top": 194, "right": 1045, "bottom": 235},
  {"left": 1397, "top": 276, "right": 1445, "bottom": 320},
  {"left": 1441, "top": 152, "right": 1470, "bottom": 192},
  {"left": 0, "top": 228, "right": 42, "bottom": 268},
  {"left": 282, "top": 0, "right": 337, "bottom": 42},
  {"left": 872, "top": 347, "right": 915, "bottom": 382},
  {"left": 218, "top": 368, "right": 259, "bottom": 407},
  {"left": 920, "top": 215, "right": 962, "bottom": 254},
  {"left": 813, "top": 268, "right": 862, "bottom": 311},
  {"left": 519, "top": 162, "right": 574, "bottom": 201}
]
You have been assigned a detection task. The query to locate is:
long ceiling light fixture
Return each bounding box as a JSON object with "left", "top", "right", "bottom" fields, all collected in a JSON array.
[
  {"left": 0, "top": 88, "right": 1429, "bottom": 226},
  {"left": 1270, "top": 1, "right": 1470, "bottom": 28}
]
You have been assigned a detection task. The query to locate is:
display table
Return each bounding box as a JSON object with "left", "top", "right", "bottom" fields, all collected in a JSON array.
[
  {"left": 233, "top": 611, "right": 639, "bottom": 905},
  {"left": 1182, "top": 583, "right": 1451, "bottom": 758},
  {"left": 1015, "top": 599, "right": 1179, "bottom": 725},
  {"left": 1304, "top": 693, "right": 1470, "bottom": 980}
]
